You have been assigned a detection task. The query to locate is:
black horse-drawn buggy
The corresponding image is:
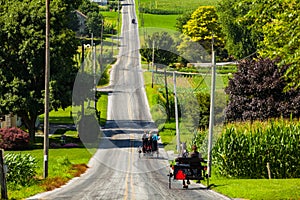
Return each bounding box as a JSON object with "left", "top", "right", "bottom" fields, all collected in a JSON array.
[
  {"left": 168, "top": 156, "right": 208, "bottom": 189},
  {"left": 138, "top": 132, "right": 159, "bottom": 158}
]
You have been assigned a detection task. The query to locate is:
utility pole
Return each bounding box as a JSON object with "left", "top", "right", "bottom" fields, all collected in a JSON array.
[
  {"left": 117, "top": 0, "right": 120, "bottom": 47},
  {"left": 164, "top": 68, "right": 170, "bottom": 121},
  {"left": 92, "top": 33, "right": 96, "bottom": 109},
  {"left": 0, "top": 149, "right": 7, "bottom": 199},
  {"left": 43, "top": 0, "right": 50, "bottom": 179},
  {"left": 100, "top": 18, "right": 104, "bottom": 73},
  {"left": 207, "top": 35, "right": 216, "bottom": 177},
  {"left": 173, "top": 72, "right": 180, "bottom": 153},
  {"left": 80, "top": 41, "right": 85, "bottom": 140},
  {"left": 111, "top": 30, "right": 114, "bottom": 57},
  {"left": 151, "top": 40, "right": 155, "bottom": 88}
]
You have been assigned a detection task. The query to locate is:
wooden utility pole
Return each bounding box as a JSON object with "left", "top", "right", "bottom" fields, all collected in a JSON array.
[
  {"left": 92, "top": 33, "right": 96, "bottom": 108},
  {"left": 117, "top": 0, "right": 120, "bottom": 47},
  {"left": 164, "top": 68, "right": 170, "bottom": 121},
  {"left": 0, "top": 150, "right": 7, "bottom": 199},
  {"left": 80, "top": 41, "right": 85, "bottom": 137},
  {"left": 43, "top": 0, "right": 50, "bottom": 179},
  {"left": 151, "top": 40, "right": 155, "bottom": 88},
  {"left": 100, "top": 19, "right": 104, "bottom": 73}
]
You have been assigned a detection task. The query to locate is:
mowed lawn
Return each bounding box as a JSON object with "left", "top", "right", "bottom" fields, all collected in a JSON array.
[
  {"left": 140, "top": 14, "right": 178, "bottom": 30},
  {"left": 208, "top": 177, "right": 300, "bottom": 200}
]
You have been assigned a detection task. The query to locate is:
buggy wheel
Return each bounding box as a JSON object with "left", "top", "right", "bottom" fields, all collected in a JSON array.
[
  {"left": 206, "top": 174, "right": 209, "bottom": 189},
  {"left": 168, "top": 173, "right": 171, "bottom": 189}
]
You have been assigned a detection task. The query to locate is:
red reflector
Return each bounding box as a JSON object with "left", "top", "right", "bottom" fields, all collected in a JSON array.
[{"left": 175, "top": 170, "right": 186, "bottom": 180}]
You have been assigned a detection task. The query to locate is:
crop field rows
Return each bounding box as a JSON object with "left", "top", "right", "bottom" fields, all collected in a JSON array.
[{"left": 138, "top": 0, "right": 219, "bottom": 14}]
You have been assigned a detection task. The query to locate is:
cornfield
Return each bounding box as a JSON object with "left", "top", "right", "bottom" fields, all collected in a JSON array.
[{"left": 212, "top": 119, "right": 300, "bottom": 178}]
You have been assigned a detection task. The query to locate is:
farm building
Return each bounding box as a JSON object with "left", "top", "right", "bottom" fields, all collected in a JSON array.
[
  {"left": 91, "top": 0, "right": 108, "bottom": 5},
  {"left": 0, "top": 114, "right": 20, "bottom": 128}
]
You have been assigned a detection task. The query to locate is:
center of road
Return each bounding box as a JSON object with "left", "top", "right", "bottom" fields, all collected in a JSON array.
[{"left": 124, "top": 133, "right": 135, "bottom": 200}]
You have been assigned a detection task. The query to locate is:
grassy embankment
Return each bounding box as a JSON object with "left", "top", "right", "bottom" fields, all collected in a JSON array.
[{"left": 138, "top": 0, "right": 300, "bottom": 199}]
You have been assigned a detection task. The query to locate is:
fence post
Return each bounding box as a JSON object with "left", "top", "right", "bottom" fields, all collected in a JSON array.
[
  {"left": 266, "top": 162, "right": 272, "bottom": 179},
  {"left": 0, "top": 149, "right": 8, "bottom": 199}
]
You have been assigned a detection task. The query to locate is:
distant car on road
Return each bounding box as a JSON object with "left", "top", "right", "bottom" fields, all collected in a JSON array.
[{"left": 132, "top": 18, "right": 135, "bottom": 24}]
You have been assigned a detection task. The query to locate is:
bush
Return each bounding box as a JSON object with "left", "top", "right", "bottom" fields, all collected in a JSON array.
[
  {"left": 225, "top": 58, "right": 300, "bottom": 122},
  {"left": 0, "top": 127, "right": 30, "bottom": 150},
  {"left": 5, "top": 153, "right": 37, "bottom": 186}
]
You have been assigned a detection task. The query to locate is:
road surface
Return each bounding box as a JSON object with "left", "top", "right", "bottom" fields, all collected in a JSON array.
[{"left": 29, "top": 0, "right": 230, "bottom": 199}]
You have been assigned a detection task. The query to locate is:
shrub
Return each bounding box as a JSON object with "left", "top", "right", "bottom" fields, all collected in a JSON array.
[
  {"left": 5, "top": 153, "right": 37, "bottom": 186},
  {"left": 0, "top": 127, "right": 30, "bottom": 150},
  {"left": 63, "top": 143, "right": 79, "bottom": 148},
  {"left": 225, "top": 58, "right": 300, "bottom": 122}
]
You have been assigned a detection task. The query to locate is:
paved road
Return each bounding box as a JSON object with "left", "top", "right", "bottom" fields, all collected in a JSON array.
[{"left": 29, "top": 0, "right": 230, "bottom": 199}]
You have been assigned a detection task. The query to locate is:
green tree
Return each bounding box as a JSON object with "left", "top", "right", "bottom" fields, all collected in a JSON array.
[
  {"left": 246, "top": 0, "right": 300, "bottom": 89},
  {"left": 175, "top": 10, "right": 193, "bottom": 33},
  {"left": 86, "top": 11, "right": 104, "bottom": 37},
  {"left": 177, "top": 34, "right": 210, "bottom": 63},
  {"left": 140, "top": 32, "right": 178, "bottom": 69},
  {"left": 0, "top": 0, "right": 81, "bottom": 142},
  {"left": 182, "top": 6, "right": 226, "bottom": 61},
  {"left": 78, "top": 0, "right": 100, "bottom": 15},
  {"left": 216, "top": 0, "right": 259, "bottom": 59},
  {"left": 218, "top": 0, "right": 300, "bottom": 89}
]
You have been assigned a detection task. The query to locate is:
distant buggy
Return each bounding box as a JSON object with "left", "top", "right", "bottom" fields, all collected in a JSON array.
[{"left": 138, "top": 132, "right": 159, "bottom": 158}]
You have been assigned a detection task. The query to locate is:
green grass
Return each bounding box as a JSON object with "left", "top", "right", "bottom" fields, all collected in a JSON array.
[
  {"left": 138, "top": 0, "right": 219, "bottom": 14},
  {"left": 97, "top": 92, "right": 108, "bottom": 126},
  {"left": 139, "top": 14, "right": 178, "bottom": 30},
  {"left": 206, "top": 176, "right": 300, "bottom": 200},
  {"left": 6, "top": 148, "right": 93, "bottom": 199},
  {"left": 102, "top": 11, "right": 119, "bottom": 23},
  {"left": 40, "top": 107, "right": 74, "bottom": 124},
  {"left": 39, "top": 91, "right": 108, "bottom": 126},
  {"left": 137, "top": 0, "right": 220, "bottom": 30}
]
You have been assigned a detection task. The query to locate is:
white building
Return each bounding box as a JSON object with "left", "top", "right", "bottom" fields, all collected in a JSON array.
[
  {"left": 91, "top": 0, "right": 108, "bottom": 5},
  {"left": 0, "top": 114, "right": 19, "bottom": 128}
]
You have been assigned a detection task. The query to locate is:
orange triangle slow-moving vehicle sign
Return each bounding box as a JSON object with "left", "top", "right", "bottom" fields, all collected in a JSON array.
[{"left": 175, "top": 170, "right": 186, "bottom": 180}]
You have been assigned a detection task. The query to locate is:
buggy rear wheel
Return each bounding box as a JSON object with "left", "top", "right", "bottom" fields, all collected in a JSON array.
[{"left": 168, "top": 173, "right": 171, "bottom": 189}]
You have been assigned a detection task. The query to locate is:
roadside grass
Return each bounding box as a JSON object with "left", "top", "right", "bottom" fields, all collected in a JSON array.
[
  {"left": 97, "top": 92, "right": 108, "bottom": 126},
  {"left": 6, "top": 147, "right": 93, "bottom": 199},
  {"left": 205, "top": 176, "right": 300, "bottom": 200},
  {"left": 102, "top": 11, "right": 119, "bottom": 23}
]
